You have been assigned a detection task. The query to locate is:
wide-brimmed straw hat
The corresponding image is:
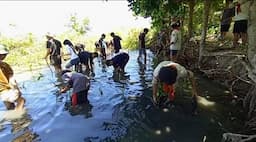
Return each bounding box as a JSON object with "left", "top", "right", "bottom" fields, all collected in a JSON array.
[
  {"left": 45, "top": 32, "right": 54, "bottom": 38},
  {"left": 0, "top": 44, "right": 9, "bottom": 54}
]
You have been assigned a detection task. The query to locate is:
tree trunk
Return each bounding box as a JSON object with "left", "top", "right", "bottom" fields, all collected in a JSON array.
[
  {"left": 188, "top": 0, "right": 195, "bottom": 39},
  {"left": 199, "top": 0, "right": 211, "bottom": 63},
  {"left": 247, "top": 0, "right": 256, "bottom": 82}
]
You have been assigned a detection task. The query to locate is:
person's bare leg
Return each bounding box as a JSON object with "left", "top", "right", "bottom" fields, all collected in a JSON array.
[
  {"left": 144, "top": 52, "right": 147, "bottom": 65},
  {"left": 15, "top": 96, "right": 25, "bottom": 111},
  {"left": 241, "top": 33, "right": 248, "bottom": 46},
  {"left": 233, "top": 33, "right": 239, "bottom": 48},
  {"left": 54, "top": 65, "right": 62, "bottom": 74}
]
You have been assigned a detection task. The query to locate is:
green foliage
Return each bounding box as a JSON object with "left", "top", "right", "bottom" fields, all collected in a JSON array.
[
  {"left": 122, "top": 29, "right": 140, "bottom": 50},
  {"left": 128, "top": 0, "right": 184, "bottom": 29},
  {"left": 0, "top": 33, "right": 36, "bottom": 50},
  {"left": 0, "top": 33, "right": 44, "bottom": 71},
  {"left": 66, "top": 13, "right": 90, "bottom": 36}
]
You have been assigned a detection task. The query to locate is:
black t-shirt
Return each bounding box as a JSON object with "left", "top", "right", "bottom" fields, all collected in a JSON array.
[
  {"left": 78, "top": 51, "right": 93, "bottom": 65},
  {"left": 112, "top": 53, "right": 129, "bottom": 69},
  {"left": 46, "top": 39, "right": 62, "bottom": 56},
  {"left": 112, "top": 35, "right": 122, "bottom": 50},
  {"left": 139, "top": 32, "right": 146, "bottom": 48}
]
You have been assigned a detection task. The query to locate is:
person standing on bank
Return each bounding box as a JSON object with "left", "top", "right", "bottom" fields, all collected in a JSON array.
[
  {"left": 138, "top": 28, "right": 149, "bottom": 65},
  {"left": 169, "top": 22, "right": 181, "bottom": 62},
  {"left": 110, "top": 32, "right": 122, "bottom": 54},
  {"left": 219, "top": 0, "right": 234, "bottom": 41},
  {"left": 44, "top": 33, "right": 62, "bottom": 75},
  {"left": 232, "top": 0, "right": 249, "bottom": 48},
  {"left": 0, "top": 45, "right": 25, "bottom": 111}
]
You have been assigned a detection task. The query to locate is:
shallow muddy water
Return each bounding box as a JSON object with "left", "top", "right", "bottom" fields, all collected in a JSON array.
[{"left": 0, "top": 50, "right": 244, "bottom": 142}]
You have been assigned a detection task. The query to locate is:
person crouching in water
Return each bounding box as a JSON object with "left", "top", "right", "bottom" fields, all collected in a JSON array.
[
  {"left": 60, "top": 70, "right": 90, "bottom": 106},
  {"left": 106, "top": 52, "right": 129, "bottom": 74},
  {"left": 0, "top": 45, "right": 25, "bottom": 111},
  {"left": 152, "top": 61, "right": 198, "bottom": 113}
]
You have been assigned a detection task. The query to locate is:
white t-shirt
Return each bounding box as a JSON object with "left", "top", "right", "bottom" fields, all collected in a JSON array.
[
  {"left": 170, "top": 29, "right": 181, "bottom": 50},
  {"left": 65, "top": 45, "right": 79, "bottom": 60},
  {"left": 234, "top": 1, "right": 249, "bottom": 21},
  {"left": 152, "top": 61, "right": 188, "bottom": 85}
]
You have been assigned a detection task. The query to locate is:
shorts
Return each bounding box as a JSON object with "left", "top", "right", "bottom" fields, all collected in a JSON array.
[
  {"left": 170, "top": 50, "right": 178, "bottom": 56},
  {"left": 0, "top": 89, "right": 20, "bottom": 103},
  {"left": 221, "top": 24, "right": 230, "bottom": 32},
  {"left": 233, "top": 20, "right": 248, "bottom": 33},
  {"left": 50, "top": 55, "right": 62, "bottom": 66},
  {"left": 65, "top": 58, "right": 80, "bottom": 68},
  {"left": 71, "top": 90, "right": 89, "bottom": 106}
]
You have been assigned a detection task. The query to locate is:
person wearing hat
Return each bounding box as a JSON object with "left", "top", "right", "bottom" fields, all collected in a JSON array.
[
  {"left": 0, "top": 45, "right": 25, "bottom": 111},
  {"left": 152, "top": 61, "right": 198, "bottom": 112},
  {"left": 169, "top": 22, "right": 181, "bottom": 61},
  {"left": 106, "top": 52, "right": 129, "bottom": 74},
  {"left": 60, "top": 70, "right": 90, "bottom": 106},
  {"left": 44, "top": 33, "right": 62, "bottom": 75}
]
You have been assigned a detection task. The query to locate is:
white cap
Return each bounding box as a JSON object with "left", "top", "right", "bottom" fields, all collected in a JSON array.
[{"left": 0, "top": 44, "right": 9, "bottom": 54}]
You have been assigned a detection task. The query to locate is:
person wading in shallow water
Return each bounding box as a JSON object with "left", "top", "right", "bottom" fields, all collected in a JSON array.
[
  {"left": 44, "top": 33, "right": 62, "bottom": 76},
  {"left": 152, "top": 60, "right": 198, "bottom": 114},
  {"left": 106, "top": 52, "right": 129, "bottom": 74},
  {"left": 60, "top": 70, "right": 90, "bottom": 107},
  {"left": 0, "top": 45, "right": 25, "bottom": 111}
]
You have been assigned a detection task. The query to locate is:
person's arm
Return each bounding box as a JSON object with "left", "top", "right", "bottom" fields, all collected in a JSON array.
[
  {"left": 187, "top": 70, "right": 197, "bottom": 98},
  {"left": 89, "top": 57, "right": 94, "bottom": 73},
  {"left": 60, "top": 86, "right": 70, "bottom": 93},
  {"left": 44, "top": 48, "right": 51, "bottom": 59},
  {"left": 187, "top": 70, "right": 198, "bottom": 114},
  {"left": 9, "top": 76, "right": 21, "bottom": 93},
  {"left": 152, "top": 81, "right": 158, "bottom": 103}
]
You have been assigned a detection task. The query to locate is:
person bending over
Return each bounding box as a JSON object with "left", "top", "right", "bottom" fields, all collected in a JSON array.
[
  {"left": 106, "top": 52, "right": 129, "bottom": 73},
  {"left": 60, "top": 70, "right": 90, "bottom": 106},
  {"left": 152, "top": 61, "right": 198, "bottom": 113},
  {"left": 74, "top": 44, "right": 98, "bottom": 75}
]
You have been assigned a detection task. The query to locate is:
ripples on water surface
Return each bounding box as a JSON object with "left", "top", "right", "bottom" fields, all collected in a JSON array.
[{"left": 0, "top": 50, "right": 244, "bottom": 142}]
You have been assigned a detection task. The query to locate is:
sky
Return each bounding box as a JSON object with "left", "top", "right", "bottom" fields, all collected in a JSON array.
[{"left": 0, "top": 1, "right": 151, "bottom": 37}]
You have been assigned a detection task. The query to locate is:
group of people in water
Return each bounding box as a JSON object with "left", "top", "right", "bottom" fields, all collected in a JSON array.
[{"left": 0, "top": 24, "right": 198, "bottom": 115}]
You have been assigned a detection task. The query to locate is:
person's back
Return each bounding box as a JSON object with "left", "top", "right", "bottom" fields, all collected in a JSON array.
[
  {"left": 71, "top": 72, "right": 90, "bottom": 94},
  {"left": 78, "top": 51, "right": 91, "bottom": 65},
  {"left": 61, "top": 71, "right": 90, "bottom": 106},
  {"left": 111, "top": 52, "right": 129, "bottom": 72}
]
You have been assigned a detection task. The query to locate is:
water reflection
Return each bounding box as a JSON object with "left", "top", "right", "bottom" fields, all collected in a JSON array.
[{"left": 64, "top": 102, "right": 93, "bottom": 118}]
